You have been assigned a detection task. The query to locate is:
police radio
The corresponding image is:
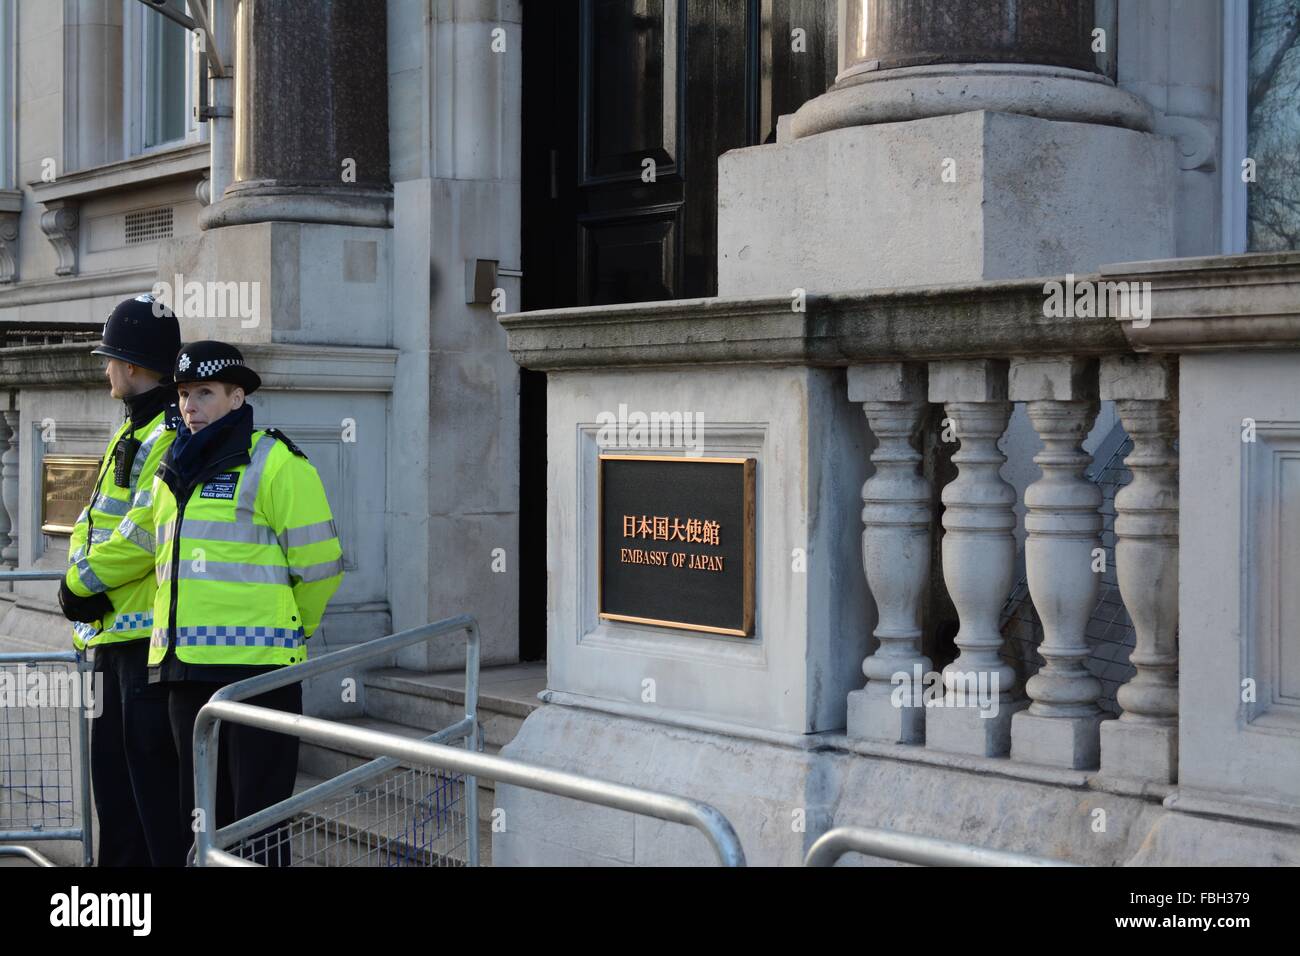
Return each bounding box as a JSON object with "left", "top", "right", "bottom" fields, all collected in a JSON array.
[{"left": 112, "top": 434, "right": 141, "bottom": 487}]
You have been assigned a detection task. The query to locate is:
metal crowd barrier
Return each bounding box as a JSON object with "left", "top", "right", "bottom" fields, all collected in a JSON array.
[
  {"left": 193, "top": 614, "right": 747, "bottom": 867},
  {"left": 0, "top": 570, "right": 94, "bottom": 868},
  {"left": 803, "top": 825, "right": 1082, "bottom": 867},
  {"left": 191, "top": 615, "right": 483, "bottom": 867}
]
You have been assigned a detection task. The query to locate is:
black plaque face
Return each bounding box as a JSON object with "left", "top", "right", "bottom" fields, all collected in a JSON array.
[{"left": 599, "top": 455, "right": 755, "bottom": 636}]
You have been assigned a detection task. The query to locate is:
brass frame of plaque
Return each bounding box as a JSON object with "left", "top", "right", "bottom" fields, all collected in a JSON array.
[
  {"left": 597, "top": 454, "right": 756, "bottom": 637},
  {"left": 41, "top": 455, "right": 104, "bottom": 535}
]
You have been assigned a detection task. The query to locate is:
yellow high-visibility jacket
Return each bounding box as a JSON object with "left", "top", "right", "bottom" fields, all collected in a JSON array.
[
  {"left": 69, "top": 426, "right": 343, "bottom": 670},
  {"left": 64, "top": 409, "right": 175, "bottom": 650}
]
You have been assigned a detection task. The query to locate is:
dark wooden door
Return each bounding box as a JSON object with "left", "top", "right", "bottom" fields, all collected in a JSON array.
[
  {"left": 524, "top": 0, "right": 835, "bottom": 310},
  {"left": 518, "top": 1, "right": 836, "bottom": 659}
]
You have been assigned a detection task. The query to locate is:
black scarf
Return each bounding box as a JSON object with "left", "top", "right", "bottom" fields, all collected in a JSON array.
[
  {"left": 169, "top": 404, "right": 255, "bottom": 489},
  {"left": 123, "top": 384, "right": 178, "bottom": 431}
]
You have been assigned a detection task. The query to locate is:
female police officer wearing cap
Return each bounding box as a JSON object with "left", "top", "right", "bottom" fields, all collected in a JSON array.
[{"left": 92, "top": 340, "right": 344, "bottom": 865}]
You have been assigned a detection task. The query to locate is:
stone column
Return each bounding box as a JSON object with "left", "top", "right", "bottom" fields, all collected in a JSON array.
[
  {"left": 795, "top": 0, "right": 1150, "bottom": 138},
  {"left": 1008, "top": 358, "right": 1105, "bottom": 769},
  {"left": 846, "top": 364, "right": 932, "bottom": 745},
  {"left": 926, "top": 360, "right": 1023, "bottom": 756},
  {"left": 842, "top": 0, "right": 1099, "bottom": 74},
  {"left": 1, "top": 408, "right": 19, "bottom": 567},
  {"left": 201, "top": 0, "right": 391, "bottom": 229},
  {"left": 1099, "top": 356, "right": 1179, "bottom": 783}
]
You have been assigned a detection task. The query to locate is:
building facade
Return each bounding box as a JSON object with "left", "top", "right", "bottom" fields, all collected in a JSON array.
[{"left": 1, "top": 1, "right": 1298, "bottom": 866}]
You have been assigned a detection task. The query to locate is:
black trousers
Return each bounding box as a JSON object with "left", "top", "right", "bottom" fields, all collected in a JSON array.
[
  {"left": 168, "top": 681, "right": 301, "bottom": 866},
  {"left": 90, "top": 641, "right": 186, "bottom": 867}
]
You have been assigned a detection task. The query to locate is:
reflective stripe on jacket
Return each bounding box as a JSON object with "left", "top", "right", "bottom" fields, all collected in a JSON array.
[
  {"left": 64, "top": 413, "right": 173, "bottom": 649},
  {"left": 148, "top": 431, "right": 344, "bottom": 668}
]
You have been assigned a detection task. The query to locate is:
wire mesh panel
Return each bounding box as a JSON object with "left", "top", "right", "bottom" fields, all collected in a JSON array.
[
  {"left": 226, "top": 763, "right": 472, "bottom": 867},
  {"left": 0, "top": 660, "right": 81, "bottom": 835}
]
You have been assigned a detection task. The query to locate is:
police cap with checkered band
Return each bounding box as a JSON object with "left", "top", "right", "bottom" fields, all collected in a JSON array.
[{"left": 173, "top": 340, "right": 262, "bottom": 394}]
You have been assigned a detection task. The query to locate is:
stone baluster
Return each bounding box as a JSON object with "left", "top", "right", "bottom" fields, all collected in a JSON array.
[
  {"left": 926, "top": 360, "right": 1022, "bottom": 756},
  {"left": 1, "top": 408, "right": 18, "bottom": 567},
  {"left": 1009, "top": 358, "right": 1105, "bottom": 769},
  {"left": 1099, "top": 356, "right": 1179, "bottom": 783},
  {"left": 846, "top": 364, "right": 932, "bottom": 745}
]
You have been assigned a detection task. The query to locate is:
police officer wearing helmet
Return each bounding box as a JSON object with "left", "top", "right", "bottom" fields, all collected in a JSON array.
[
  {"left": 58, "top": 292, "right": 188, "bottom": 867},
  {"left": 99, "top": 341, "right": 344, "bottom": 864}
]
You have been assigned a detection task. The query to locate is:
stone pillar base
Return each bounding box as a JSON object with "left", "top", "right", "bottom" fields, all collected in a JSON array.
[
  {"left": 717, "top": 110, "right": 1176, "bottom": 297},
  {"left": 156, "top": 220, "right": 391, "bottom": 347},
  {"left": 791, "top": 63, "right": 1153, "bottom": 140},
  {"left": 847, "top": 686, "right": 925, "bottom": 745},
  {"left": 1011, "top": 710, "right": 1105, "bottom": 770},
  {"left": 200, "top": 185, "right": 393, "bottom": 230},
  {"left": 925, "top": 699, "right": 1025, "bottom": 758},
  {"left": 1099, "top": 718, "right": 1177, "bottom": 784}
]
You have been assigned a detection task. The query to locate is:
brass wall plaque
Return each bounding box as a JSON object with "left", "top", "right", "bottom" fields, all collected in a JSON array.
[
  {"left": 599, "top": 455, "right": 756, "bottom": 636},
  {"left": 41, "top": 455, "right": 102, "bottom": 535}
]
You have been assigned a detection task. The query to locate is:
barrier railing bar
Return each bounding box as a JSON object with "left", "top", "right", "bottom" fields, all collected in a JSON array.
[
  {"left": 0, "top": 845, "right": 58, "bottom": 867},
  {"left": 195, "top": 700, "right": 747, "bottom": 867},
  {"left": 804, "top": 825, "right": 1082, "bottom": 867}
]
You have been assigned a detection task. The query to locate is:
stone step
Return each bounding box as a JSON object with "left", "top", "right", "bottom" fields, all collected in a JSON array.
[{"left": 361, "top": 667, "right": 541, "bottom": 753}]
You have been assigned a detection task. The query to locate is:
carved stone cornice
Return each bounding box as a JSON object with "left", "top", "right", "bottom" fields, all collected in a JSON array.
[
  {"left": 0, "top": 341, "right": 399, "bottom": 392},
  {"left": 499, "top": 277, "right": 1130, "bottom": 371},
  {"left": 500, "top": 252, "right": 1300, "bottom": 372},
  {"left": 1108, "top": 251, "right": 1300, "bottom": 352}
]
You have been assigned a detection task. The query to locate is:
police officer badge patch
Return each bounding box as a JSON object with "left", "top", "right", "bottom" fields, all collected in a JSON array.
[{"left": 200, "top": 472, "right": 239, "bottom": 500}]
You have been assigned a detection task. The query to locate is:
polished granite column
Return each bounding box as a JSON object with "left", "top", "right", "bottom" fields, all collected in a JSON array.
[
  {"left": 202, "top": 0, "right": 391, "bottom": 229},
  {"left": 793, "top": 0, "right": 1150, "bottom": 137}
]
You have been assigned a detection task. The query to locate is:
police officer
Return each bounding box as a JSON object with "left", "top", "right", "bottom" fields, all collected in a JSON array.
[
  {"left": 103, "top": 341, "right": 344, "bottom": 865},
  {"left": 58, "top": 293, "right": 187, "bottom": 867}
]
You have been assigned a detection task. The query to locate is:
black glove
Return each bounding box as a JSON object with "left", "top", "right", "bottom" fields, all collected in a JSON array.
[{"left": 58, "top": 578, "right": 113, "bottom": 624}]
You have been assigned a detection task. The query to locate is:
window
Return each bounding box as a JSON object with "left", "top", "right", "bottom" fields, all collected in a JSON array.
[
  {"left": 1224, "top": 0, "right": 1300, "bottom": 252},
  {"left": 1247, "top": 0, "right": 1300, "bottom": 250},
  {"left": 126, "top": 0, "right": 201, "bottom": 155}
]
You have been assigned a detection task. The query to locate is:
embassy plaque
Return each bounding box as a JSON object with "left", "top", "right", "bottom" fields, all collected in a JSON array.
[
  {"left": 41, "top": 455, "right": 102, "bottom": 535},
  {"left": 599, "top": 455, "right": 755, "bottom": 636}
]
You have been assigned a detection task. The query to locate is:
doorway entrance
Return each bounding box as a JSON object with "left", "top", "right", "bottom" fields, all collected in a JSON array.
[{"left": 518, "top": 0, "right": 837, "bottom": 660}]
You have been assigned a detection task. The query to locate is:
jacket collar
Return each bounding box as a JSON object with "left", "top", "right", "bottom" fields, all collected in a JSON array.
[
  {"left": 123, "top": 384, "right": 179, "bottom": 431},
  {"left": 160, "top": 404, "right": 256, "bottom": 494}
]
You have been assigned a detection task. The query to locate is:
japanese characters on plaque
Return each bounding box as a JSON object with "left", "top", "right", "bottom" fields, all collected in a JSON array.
[{"left": 599, "top": 455, "right": 755, "bottom": 636}]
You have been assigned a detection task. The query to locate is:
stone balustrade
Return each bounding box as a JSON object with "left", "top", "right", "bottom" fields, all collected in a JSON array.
[{"left": 847, "top": 352, "right": 1179, "bottom": 778}]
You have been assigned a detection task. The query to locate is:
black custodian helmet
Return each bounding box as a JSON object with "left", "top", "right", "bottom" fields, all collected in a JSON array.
[
  {"left": 92, "top": 293, "right": 182, "bottom": 376},
  {"left": 173, "top": 340, "right": 262, "bottom": 394}
]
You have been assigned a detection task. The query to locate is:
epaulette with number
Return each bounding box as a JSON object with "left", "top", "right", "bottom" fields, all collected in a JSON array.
[
  {"left": 265, "top": 427, "right": 308, "bottom": 459},
  {"left": 165, "top": 405, "right": 185, "bottom": 431}
]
